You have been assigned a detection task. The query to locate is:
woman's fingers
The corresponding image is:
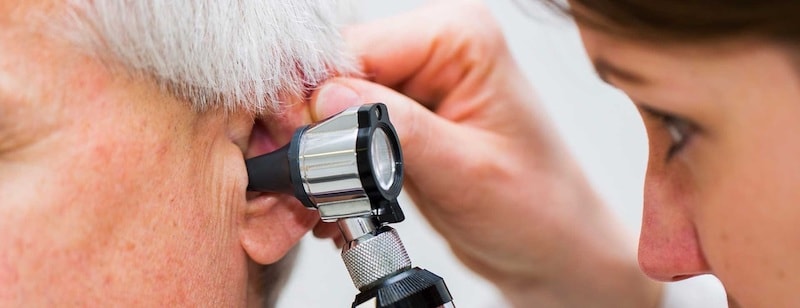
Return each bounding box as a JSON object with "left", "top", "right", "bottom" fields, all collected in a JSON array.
[
  {"left": 343, "top": 0, "right": 508, "bottom": 108},
  {"left": 310, "top": 78, "right": 474, "bottom": 172}
]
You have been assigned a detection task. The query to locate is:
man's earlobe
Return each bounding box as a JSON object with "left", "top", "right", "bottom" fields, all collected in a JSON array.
[{"left": 239, "top": 194, "right": 319, "bottom": 264}]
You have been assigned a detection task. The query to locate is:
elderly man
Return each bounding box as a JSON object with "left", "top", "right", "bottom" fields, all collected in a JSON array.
[{"left": 1, "top": 0, "right": 355, "bottom": 306}]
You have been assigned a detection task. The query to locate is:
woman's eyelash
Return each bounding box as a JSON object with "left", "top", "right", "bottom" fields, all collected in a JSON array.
[
  {"left": 639, "top": 105, "right": 698, "bottom": 161},
  {"left": 662, "top": 114, "right": 695, "bottom": 159}
]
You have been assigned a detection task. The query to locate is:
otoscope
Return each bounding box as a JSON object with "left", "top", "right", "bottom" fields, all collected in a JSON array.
[{"left": 245, "top": 103, "right": 454, "bottom": 308}]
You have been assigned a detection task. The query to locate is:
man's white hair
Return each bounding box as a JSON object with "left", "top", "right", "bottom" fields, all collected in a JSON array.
[{"left": 64, "top": 0, "right": 358, "bottom": 114}]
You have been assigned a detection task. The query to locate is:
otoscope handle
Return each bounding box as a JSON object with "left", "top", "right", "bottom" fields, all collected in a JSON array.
[
  {"left": 352, "top": 267, "right": 454, "bottom": 308},
  {"left": 342, "top": 226, "right": 454, "bottom": 308},
  {"left": 342, "top": 227, "right": 412, "bottom": 290}
]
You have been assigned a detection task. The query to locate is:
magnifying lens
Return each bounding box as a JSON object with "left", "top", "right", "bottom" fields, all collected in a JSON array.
[{"left": 246, "top": 103, "right": 453, "bottom": 308}]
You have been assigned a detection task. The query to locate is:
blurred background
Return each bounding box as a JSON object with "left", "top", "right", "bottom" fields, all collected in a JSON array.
[{"left": 279, "top": 0, "right": 700, "bottom": 307}]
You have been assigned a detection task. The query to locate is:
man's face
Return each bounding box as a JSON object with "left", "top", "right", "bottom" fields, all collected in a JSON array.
[{"left": 0, "top": 2, "right": 343, "bottom": 305}]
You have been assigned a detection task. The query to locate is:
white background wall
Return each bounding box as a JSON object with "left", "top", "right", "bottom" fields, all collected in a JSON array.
[{"left": 281, "top": 1, "right": 654, "bottom": 306}]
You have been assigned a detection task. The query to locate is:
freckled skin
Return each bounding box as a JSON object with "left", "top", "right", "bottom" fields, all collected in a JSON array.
[{"left": 0, "top": 2, "right": 320, "bottom": 306}]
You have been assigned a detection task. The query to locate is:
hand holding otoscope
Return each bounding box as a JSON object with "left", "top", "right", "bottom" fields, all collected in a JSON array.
[
  {"left": 246, "top": 103, "right": 454, "bottom": 308},
  {"left": 245, "top": 2, "right": 657, "bottom": 306}
]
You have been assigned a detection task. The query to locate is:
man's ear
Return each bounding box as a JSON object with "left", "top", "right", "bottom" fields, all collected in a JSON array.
[
  {"left": 239, "top": 93, "right": 318, "bottom": 264},
  {"left": 239, "top": 193, "right": 320, "bottom": 264}
]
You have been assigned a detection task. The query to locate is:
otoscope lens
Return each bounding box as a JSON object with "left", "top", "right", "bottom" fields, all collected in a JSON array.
[{"left": 370, "top": 129, "right": 396, "bottom": 190}]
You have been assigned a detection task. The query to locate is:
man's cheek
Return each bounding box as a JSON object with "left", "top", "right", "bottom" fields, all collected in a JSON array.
[{"left": 0, "top": 153, "right": 163, "bottom": 297}]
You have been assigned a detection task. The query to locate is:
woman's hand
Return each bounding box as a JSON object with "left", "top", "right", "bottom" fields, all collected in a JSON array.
[{"left": 312, "top": 2, "right": 661, "bottom": 307}]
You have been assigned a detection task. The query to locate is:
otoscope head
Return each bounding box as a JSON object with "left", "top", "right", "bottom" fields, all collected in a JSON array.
[{"left": 245, "top": 103, "right": 404, "bottom": 223}]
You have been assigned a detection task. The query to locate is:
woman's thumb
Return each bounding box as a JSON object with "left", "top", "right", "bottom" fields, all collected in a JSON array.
[
  {"left": 310, "top": 80, "right": 364, "bottom": 122},
  {"left": 310, "top": 78, "right": 455, "bottom": 169}
]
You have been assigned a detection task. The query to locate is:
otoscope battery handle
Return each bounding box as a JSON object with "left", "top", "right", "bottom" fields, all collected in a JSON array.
[
  {"left": 342, "top": 227, "right": 454, "bottom": 308},
  {"left": 352, "top": 267, "right": 454, "bottom": 308}
]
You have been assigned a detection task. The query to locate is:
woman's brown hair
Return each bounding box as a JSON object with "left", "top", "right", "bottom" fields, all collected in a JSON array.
[{"left": 542, "top": 0, "right": 800, "bottom": 43}]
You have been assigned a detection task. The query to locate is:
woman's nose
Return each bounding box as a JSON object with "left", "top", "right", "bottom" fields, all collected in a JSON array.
[{"left": 638, "top": 182, "right": 711, "bottom": 281}]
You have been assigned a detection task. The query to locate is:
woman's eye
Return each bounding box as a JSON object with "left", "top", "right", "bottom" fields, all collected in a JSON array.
[
  {"left": 638, "top": 104, "right": 698, "bottom": 161},
  {"left": 662, "top": 114, "right": 696, "bottom": 159}
]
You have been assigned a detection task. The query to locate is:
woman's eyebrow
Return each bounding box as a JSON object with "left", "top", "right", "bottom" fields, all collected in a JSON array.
[{"left": 592, "top": 57, "right": 649, "bottom": 85}]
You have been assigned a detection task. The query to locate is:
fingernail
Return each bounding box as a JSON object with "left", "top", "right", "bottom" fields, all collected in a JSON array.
[{"left": 314, "top": 83, "right": 360, "bottom": 120}]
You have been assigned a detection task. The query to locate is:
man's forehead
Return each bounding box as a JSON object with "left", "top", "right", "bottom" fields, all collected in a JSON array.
[
  {"left": 0, "top": 8, "right": 116, "bottom": 130},
  {"left": 0, "top": 0, "right": 59, "bottom": 28}
]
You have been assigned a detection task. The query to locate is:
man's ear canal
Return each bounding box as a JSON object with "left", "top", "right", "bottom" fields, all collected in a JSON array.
[{"left": 239, "top": 195, "right": 319, "bottom": 264}]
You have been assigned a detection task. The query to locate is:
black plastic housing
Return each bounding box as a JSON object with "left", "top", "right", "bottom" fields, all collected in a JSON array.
[
  {"left": 354, "top": 104, "right": 405, "bottom": 224},
  {"left": 352, "top": 267, "right": 453, "bottom": 308}
]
